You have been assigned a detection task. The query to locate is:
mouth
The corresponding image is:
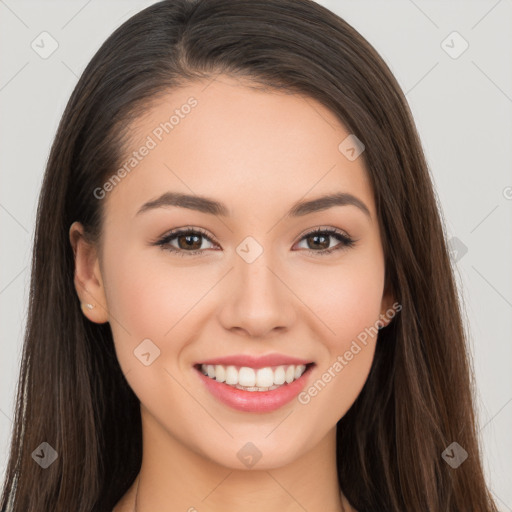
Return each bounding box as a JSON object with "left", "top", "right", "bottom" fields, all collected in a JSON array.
[{"left": 193, "top": 361, "right": 316, "bottom": 413}]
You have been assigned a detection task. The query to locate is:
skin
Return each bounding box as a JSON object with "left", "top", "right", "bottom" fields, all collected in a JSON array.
[{"left": 70, "top": 75, "right": 394, "bottom": 512}]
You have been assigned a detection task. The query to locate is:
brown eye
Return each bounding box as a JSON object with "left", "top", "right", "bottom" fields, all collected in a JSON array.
[
  {"left": 305, "top": 232, "right": 330, "bottom": 250},
  {"left": 176, "top": 233, "right": 203, "bottom": 250},
  {"left": 155, "top": 227, "right": 217, "bottom": 256},
  {"left": 295, "top": 228, "right": 355, "bottom": 256}
]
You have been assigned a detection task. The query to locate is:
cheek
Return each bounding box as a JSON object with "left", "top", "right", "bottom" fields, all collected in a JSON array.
[
  {"left": 291, "top": 251, "right": 385, "bottom": 348},
  {"left": 290, "top": 253, "right": 385, "bottom": 419},
  {"left": 101, "top": 245, "right": 204, "bottom": 370}
]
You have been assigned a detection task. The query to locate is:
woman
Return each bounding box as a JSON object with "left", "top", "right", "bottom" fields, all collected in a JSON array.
[{"left": 0, "top": 0, "right": 499, "bottom": 511}]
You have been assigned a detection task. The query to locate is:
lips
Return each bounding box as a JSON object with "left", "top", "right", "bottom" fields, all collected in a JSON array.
[{"left": 193, "top": 353, "right": 316, "bottom": 412}]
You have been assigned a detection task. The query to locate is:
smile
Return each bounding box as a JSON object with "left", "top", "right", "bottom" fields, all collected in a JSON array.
[{"left": 194, "top": 361, "right": 315, "bottom": 413}]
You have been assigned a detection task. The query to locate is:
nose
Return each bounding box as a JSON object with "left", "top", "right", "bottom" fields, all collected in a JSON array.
[{"left": 217, "top": 249, "right": 296, "bottom": 338}]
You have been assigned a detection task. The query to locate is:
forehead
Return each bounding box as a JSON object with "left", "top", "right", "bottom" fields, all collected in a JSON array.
[{"left": 104, "top": 75, "right": 375, "bottom": 222}]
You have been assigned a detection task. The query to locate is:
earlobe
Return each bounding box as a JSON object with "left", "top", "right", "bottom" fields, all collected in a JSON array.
[{"left": 69, "top": 221, "right": 109, "bottom": 324}]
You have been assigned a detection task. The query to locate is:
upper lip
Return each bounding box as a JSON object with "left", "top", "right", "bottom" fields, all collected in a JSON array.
[{"left": 195, "top": 353, "right": 314, "bottom": 369}]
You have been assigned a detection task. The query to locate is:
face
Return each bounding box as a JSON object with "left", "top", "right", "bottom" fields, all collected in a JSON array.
[{"left": 71, "top": 75, "right": 394, "bottom": 470}]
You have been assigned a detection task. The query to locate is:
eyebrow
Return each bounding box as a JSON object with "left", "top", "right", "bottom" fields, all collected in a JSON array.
[{"left": 136, "top": 191, "right": 371, "bottom": 219}]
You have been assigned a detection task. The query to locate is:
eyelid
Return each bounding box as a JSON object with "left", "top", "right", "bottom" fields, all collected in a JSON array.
[
  {"left": 156, "top": 225, "right": 352, "bottom": 243},
  {"left": 294, "top": 225, "right": 351, "bottom": 241},
  {"left": 156, "top": 226, "right": 218, "bottom": 243}
]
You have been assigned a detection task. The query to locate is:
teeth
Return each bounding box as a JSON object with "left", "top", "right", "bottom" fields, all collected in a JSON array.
[
  {"left": 256, "top": 367, "right": 274, "bottom": 388},
  {"left": 199, "top": 363, "right": 308, "bottom": 391},
  {"left": 226, "top": 365, "right": 238, "bottom": 385},
  {"left": 274, "top": 366, "right": 286, "bottom": 385},
  {"left": 239, "top": 367, "right": 255, "bottom": 387}
]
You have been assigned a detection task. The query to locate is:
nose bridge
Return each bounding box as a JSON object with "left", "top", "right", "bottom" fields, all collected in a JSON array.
[
  {"left": 219, "top": 235, "right": 295, "bottom": 336},
  {"left": 242, "top": 254, "right": 274, "bottom": 293},
  {"left": 236, "top": 239, "right": 281, "bottom": 306}
]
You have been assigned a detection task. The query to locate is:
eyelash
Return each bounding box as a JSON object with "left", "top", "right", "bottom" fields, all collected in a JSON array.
[{"left": 154, "top": 226, "right": 356, "bottom": 257}]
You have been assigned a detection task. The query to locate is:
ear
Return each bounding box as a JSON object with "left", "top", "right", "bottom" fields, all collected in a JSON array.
[
  {"left": 69, "top": 221, "right": 109, "bottom": 324},
  {"left": 377, "top": 277, "right": 398, "bottom": 329}
]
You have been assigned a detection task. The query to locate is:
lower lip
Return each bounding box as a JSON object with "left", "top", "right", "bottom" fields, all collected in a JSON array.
[{"left": 195, "top": 364, "right": 314, "bottom": 413}]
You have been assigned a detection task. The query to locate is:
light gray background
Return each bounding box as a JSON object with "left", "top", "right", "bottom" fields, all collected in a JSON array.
[{"left": 1, "top": 0, "right": 511, "bottom": 508}]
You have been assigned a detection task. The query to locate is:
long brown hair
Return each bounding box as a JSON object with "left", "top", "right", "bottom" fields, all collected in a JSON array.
[{"left": 0, "top": 0, "right": 498, "bottom": 510}]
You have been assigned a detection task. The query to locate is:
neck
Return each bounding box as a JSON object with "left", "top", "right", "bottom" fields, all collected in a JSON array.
[{"left": 126, "top": 409, "right": 348, "bottom": 512}]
